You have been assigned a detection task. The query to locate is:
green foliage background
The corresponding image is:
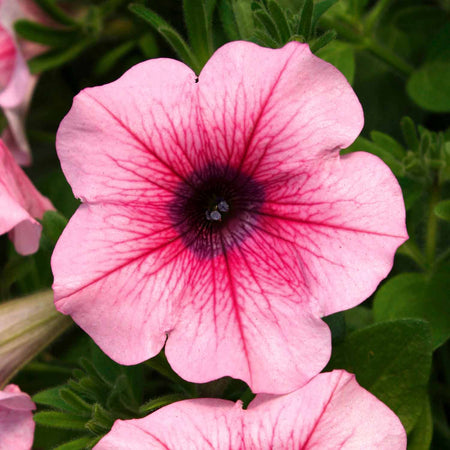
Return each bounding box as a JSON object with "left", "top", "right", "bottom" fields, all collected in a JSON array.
[{"left": 0, "top": 1, "right": 449, "bottom": 448}]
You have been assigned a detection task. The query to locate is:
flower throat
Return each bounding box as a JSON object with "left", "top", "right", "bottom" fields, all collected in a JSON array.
[{"left": 170, "top": 164, "right": 265, "bottom": 259}]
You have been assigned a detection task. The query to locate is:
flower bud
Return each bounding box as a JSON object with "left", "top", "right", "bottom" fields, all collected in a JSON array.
[{"left": 0, "top": 290, "right": 72, "bottom": 387}]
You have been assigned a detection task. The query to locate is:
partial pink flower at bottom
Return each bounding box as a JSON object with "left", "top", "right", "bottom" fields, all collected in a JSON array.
[
  {"left": 0, "top": 384, "right": 35, "bottom": 450},
  {"left": 0, "top": 139, "right": 53, "bottom": 254},
  {"left": 52, "top": 41, "right": 407, "bottom": 394},
  {"left": 95, "top": 370, "right": 406, "bottom": 450}
]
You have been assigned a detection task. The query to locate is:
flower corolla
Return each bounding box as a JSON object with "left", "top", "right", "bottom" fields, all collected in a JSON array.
[
  {"left": 0, "top": 0, "right": 48, "bottom": 165},
  {"left": 95, "top": 370, "right": 406, "bottom": 450},
  {"left": 0, "top": 384, "right": 35, "bottom": 450},
  {"left": 52, "top": 41, "right": 407, "bottom": 394},
  {"left": 0, "top": 138, "right": 53, "bottom": 254}
]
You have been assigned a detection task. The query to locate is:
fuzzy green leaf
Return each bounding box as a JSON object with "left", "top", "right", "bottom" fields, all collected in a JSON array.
[
  {"left": 267, "top": 0, "right": 291, "bottom": 43},
  {"left": 33, "top": 0, "right": 77, "bottom": 26},
  {"left": 312, "top": 0, "right": 339, "bottom": 29},
  {"left": 14, "top": 20, "right": 79, "bottom": 47},
  {"left": 34, "top": 411, "right": 87, "bottom": 430},
  {"left": 40, "top": 210, "right": 68, "bottom": 247},
  {"left": 183, "top": 0, "right": 215, "bottom": 66},
  {"left": 139, "top": 393, "right": 186, "bottom": 414},
  {"left": 297, "top": 0, "right": 313, "bottom": 40},
  {"left": 54, "top": 436, "right": 92, "bottom": 450},
  {"left": 28, "top": 37, "right": 94, "bottom": 74},
  {"left": 128, "top": 3, "right": 200, "bottom": 73}
]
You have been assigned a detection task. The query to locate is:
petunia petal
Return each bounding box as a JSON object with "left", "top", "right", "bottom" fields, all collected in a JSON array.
[
  {"left": 95, "top": 399, "right": 240, "bottom": 450},
  {"left": 166, "top": 238, "right": 331, "bottom": 393},
  {"left": 253, "top": 151, "right": 408, "bottom": 316},
  {"left": 197, "top": 41, "right": 363, "bottom": 175},
  {"left": 0, "top": 384, "right": 35, "bottom": 450},
  {"left": 94, "top": 370, "right": 406, "bottom": 450},
  {"left": 52, "top": 202, "right": 190, "bottom": 364},
  {"left": 0, "top": 22, "right": 16, "bottom": 91},
  {"left": 56, "top": 58, "right": 199, "bottom": 205},
  {"left": 246, "top": 370, "right": 406, "bottom": 449},
  {"left": 0, "top": 28, "right": 29, "bottom": 109},
  {"left": 0, "top": 140, "right": 53, "bottom": 254}
]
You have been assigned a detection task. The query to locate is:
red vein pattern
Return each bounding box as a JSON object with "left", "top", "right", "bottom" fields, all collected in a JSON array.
[
  {"left": 94, "top": 370, "right": 407, "bottom": 450},
  {"left": 52, "top": 41, "right": 408, "bottom": 394}
]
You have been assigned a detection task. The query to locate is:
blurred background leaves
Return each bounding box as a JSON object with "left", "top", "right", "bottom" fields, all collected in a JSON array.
[{"left": 0, "top": 0, "right": 449, "bottom": 448}]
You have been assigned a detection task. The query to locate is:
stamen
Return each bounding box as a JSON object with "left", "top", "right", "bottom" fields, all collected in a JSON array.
[
  {"left": 217, "top": 200, "right": 229, "bottom": 213},
  {"left": 207, "top": 210, "right": 222, "bottom": 221}
]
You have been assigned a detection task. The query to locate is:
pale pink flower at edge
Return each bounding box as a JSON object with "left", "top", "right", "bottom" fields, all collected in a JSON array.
[
  {"left": 0, "top": 138, "right": 53, "bottom": 254},
  {"left": 0, "top": 384, "right": 35, "bottom": 450},
  {"left": 95, "top": 370, "right": 407, "bottom": 450},
  {"left": 52, "top": 41, "right": 408, "bottom": 394},
  {"left": 0, "top": 0, "right": 48, "bottom": 165}
]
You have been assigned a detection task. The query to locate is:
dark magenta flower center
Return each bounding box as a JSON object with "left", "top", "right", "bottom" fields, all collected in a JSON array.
[{"left": 171, "top": 164, "right": 265, "bottom": 259}]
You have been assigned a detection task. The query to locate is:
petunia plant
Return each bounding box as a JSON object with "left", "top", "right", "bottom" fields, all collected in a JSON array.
[{"left": 0, "top": 1, "right": 449, "bottom": 449}]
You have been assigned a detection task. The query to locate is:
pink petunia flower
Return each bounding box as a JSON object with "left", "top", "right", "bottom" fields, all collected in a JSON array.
[
  {"left": 95, "top": 370, "right": 407, "bottom": 449},
  {"left": 0, "top": 384, "right": 35, "bottom": 450},
  {"left": 0, "top": 138, "right": 53, "bottom": 254},
  {"left": 0, "top": 0, "right": 48, "bottom": 165},
  {"left": 52, "top": 41, "right": 407, "bottom": 394}
]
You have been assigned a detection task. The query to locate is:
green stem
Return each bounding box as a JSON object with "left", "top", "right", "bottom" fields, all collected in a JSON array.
[
  {"left": 363, "top": 39, "right": 414, "bottom": 76},
  {"left": 397, "top": 240, "right": 426, "bottom": 270},
  {"left": 364, "top": 0, "right": 393, "bottom": 32},
  {"left": 425, "top": 181, "right": 441, "bottom": 267}
]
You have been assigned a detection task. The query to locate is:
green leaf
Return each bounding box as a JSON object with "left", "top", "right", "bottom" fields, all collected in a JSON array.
[
  {"left": 373, "top": 265, "right": 450, "bottom": 349},
  {"left": 327, "top": 319, "right": 433, "bottom": 432},
  {"left": 33, "top": 387, "right": 76, "bottom": 412},
  {"left": 183, "top": 0, "right": 215, "bottom": 66},
  {"left": 85, "top": 404, "right": 114, "bottom": 435},
  {"left": 407, "top": 60, "right": 450, "bottom": 113},
  {"left": 267, "top": 0, "right": 291, "bottom": 43},
  {"left": 297, "top": 0, "right": 313, "bottom": 40},
  {"left": 218, "top": 0, "right": 241, "bottom": 40},
  {"left": 59, "top": 389, "right": 92, "bottom": 415},
  {"left": 370, "top": 131, "right": 405, "bottom": 160},
  {"left": 434, "top": 199, "right": 450, "bottom": 221},
  {"left": 253, "top": 6, "right": 281, "bottom": 43},
  {"left": 33, "top": 0, "right": 77, "bottom": 26},
  {"left": 40, "top": 210, "right": 68, "bottom": 247},
  {"left": 406, "top": 24, "right": 450, "bottom": 113},
  {"left": 33, "top": 411, "right": 87, "bottom": 430},
  {"left": 407, "top": 397, "right": 433, "bottom": 450},
  {"left": 400, "top": 117, "right": 419, "bottom": 153},
  {"left": 54, "top": 436, "right": 92, "bottom": 450},
  {"left": 252, "top": 28, "right": 280, "bottom": 48},
  {"left": 28, "top": 37, "right": 94, "bottom": 74},
  {"left": 312, "top": 0, "right": 339, "bottom": 30},
  {"left": 139, "top": 393, "right": 186, "bottom": 414},
  {"left": 397, "top": 177, "right": 423, "bottom": 211},
  {"left": 316, "top": 40, "right": 355, "bottom": 84},
  {"left": 233, "top": 0, "right": 255, "bottom": 40},
  {"left": 343, "top": 306, "right": 373, "bottom": 332},
  {"left": 308, "top": 29, "right": 336, "bottom": 53},
  {"left": 14, "top": 20, "right": 80, "bottom": 47},
  {"left": 128, "top": 3, "right": 200, "bottom": 73}
]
